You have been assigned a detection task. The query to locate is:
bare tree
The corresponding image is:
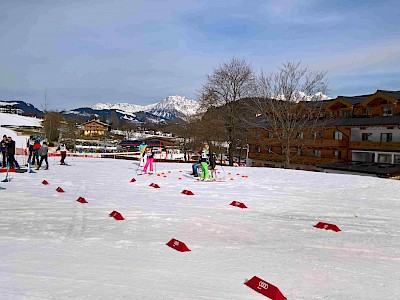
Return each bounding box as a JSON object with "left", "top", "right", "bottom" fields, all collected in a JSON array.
[
  {"left": 255, "top": 62, "right": 327, "bottom": 168},
  {"left": 199, "top": 57, "right": 256, "bottom": 165},
  {"left": 42, "top": 111, "right": 64, "bottom": 142}
]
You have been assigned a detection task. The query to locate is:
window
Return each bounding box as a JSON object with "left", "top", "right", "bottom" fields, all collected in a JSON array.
[
  {"left": 363, "top": 108, "right": 373, "bottom": 116},
  {"left": 268, "top": 147, "right": 272, "bottom": 154},
  {"left": 339, "top": 110, "right": 350, "bottom": 117},
  {"left": 380, "top": 133, "right": 393, "bottom": 142},
  {"left": 378, "top": 154, "right": 392, "bottom": 164},
  {"left": 314, "top": 149, "right": 321, "bottom": 157},
  {"left": 297, "top": 148, "right": 302, "bottom": 156},
  {"left": 268, "top": 132, "right": 274, "bottom": 139},
  {"left": 394, "top": 155, "right": 400, "bottom": 164},
  {"left": 256, "top": 146, "right": 261, "bottom": 153},
  {"left": 382, "top": 106, "right": 393, "bottom": 116},
  {"left": 362, "top": 133, "right": 372, "bottom": 141},
  {"left": 297, "top": 132, "right": 304, "bottom": 139},
  {"left": 314, "top": 131, "right": 323, "bottom": 139},
  {"left": 334, "top": 131, "right": 343, "bottom": 140},
  {"left": 334, "top": 150, "right": 342, "bottom": 158}
]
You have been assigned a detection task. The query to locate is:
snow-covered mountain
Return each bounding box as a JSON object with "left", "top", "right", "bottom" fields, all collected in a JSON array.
[
  {"left": 88, "top": 95, "right": 200, "bottom": 123},
  {"left": 91, "top": 102, "right": 157, "bottom": 114},
  {"left": 145, "top": 95, "right": 200, "bottom": 120}
]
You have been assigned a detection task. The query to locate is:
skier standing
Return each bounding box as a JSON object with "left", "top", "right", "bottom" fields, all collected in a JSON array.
[
  {"left": 142, "top": 147, "right": 154, "bottom": 174},
  {"left": 7, "top": 136, "right": 20, "bottom": 169},
  {"left": 0, "top": 135, "right": 7, "bottom": 167},
  {"left": 36, "top": 142, "right": 49, "bottom": 170},
  {"left": 58, "top": 143, "right": 67, "bottom": 165},
  {"left": 32, "top": 138, "right": 41, "bottom": 166},
  {"left": 200, "top": 144, "right": 210, "bottom": 181},
  {"left": 27, "top": 135, "right": 36, "bottom": 165},
  {"left": 138, "top": 141, "right": 147, "bottom": 167}
]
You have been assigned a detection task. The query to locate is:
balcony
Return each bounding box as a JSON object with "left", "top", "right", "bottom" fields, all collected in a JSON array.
[
  {"left": 306, "top": 139, "right": 347, "bottom": 148},
  {"left": 350, "top": 141, "right": 400, "bottom": 151},
  {"left": 248, "top": 152, "right": 342, "bottom": 165}
]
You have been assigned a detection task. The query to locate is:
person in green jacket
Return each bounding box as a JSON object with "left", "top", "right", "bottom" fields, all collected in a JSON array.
[{"left": 199, "top": 144, "right": 210, "bottom": 181}]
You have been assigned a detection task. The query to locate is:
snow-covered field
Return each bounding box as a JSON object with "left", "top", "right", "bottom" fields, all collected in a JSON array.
[
  {"left": 0, "top": 157, "right": 399, "bottom": 299},
  {"left": 0, "top": 113, "right": 42, "bottom": 150}
]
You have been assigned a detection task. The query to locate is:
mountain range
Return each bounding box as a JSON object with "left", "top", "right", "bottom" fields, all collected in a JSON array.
[
  {"left": 0, "top": 93, "right": 330, "bottom": 125},
  {"left": 0, "top": 95, "right": 201, "bottom": 125}
]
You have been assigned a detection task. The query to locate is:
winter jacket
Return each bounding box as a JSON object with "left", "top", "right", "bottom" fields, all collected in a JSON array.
[
  {"left": 57, "top": 144, "right": 67, "bottom": 153},
  {"left": 27, "top": 138, "right": 35, "bottom": 150},
  {"left": 7, "top": 140, "right": 15, "bottom": 155},
  {"left": 146, "top": 149, "right": 154, "bottom": 159},
  {"left": 0, "top": 139, "right": 7, "bottom": 152},
  {"left": 209, "top": 153, "right": 217, "bottom": 169},
  {"left": 200, "top": 148, "right": 209, "bottom": 163},
  {"left": 39, "top": 144, "right": 49, "bottom": 156}
]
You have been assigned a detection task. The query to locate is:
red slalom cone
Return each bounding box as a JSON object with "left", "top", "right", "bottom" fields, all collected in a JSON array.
[
  {"left": 130, "top": 178, "right": 136, "bottom": 182},
  {"left": 230, "top": 201, "right": 247, "bottom": 209},
  {"left": 109, "top": 211, "right": 124, "bottom": 220},
  {"left": 314, "top": 222, "right": 341, "bottom": 232},
  {"left": 56, "top": 187, "right": 65, "bottom": 193},
  {"left": 166, "top": 238, "right": 191, "bottom": 252},
  {"left": 181, "top": 190, "right": 194, "bottom": 195},
  {"left": 42, "top": 180, "right": 49, "bottom": 185},
  {"left": 149, "top": 183, "right": 160, "bottom": 188},
  {"left": 178, "top": 177, "right": 182, "bottom": 180},
  {"left": 245, "top": 276, "right": 286, "bottom": 300},
  {"left": 77, "top": 197, "right": 88, "bottom": 204},
  {"left": 168, "top": 171, "right": 171, "bottom": 173}
]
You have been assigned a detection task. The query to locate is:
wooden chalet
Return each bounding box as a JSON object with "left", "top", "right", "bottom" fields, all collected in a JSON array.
[
  {"left": 82, "top": 120, "right": 111, "bottom": 136},
  {"left": 247, "top": 90, "right": 400, "bottom": 173}
]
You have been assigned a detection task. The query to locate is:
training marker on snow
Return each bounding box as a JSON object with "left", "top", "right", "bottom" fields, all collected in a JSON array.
[
  {"left": 181, "top": 190, "right": 194, "bottom": 195},
  {"left": 166, "top": 238, "right": 191, "bottom": 252},
  {"left": 313, "top": 222, "right": 341, "bottom": 232},
  {"left": 245, "top": 276, "right": 287, "bottom": 300},
  {"left": 130, "top": 178, "right": 136, "bottom": 182},
  {"left": 0, "top": 185, "right": 5, "bottom": 190},
  {"left": 42, "top": 180, "right": 49, "bottom": 185},
  {"left": 230, "top": 201, "right": 247, "bottom": 209},
  {"left": 76, "top": 197, "right": 88, "bottom": 204},
  {"left": 109, "top": 211, "right": 124, "bottom": 220},
  {"left": 56, "top": 187, "right": 65, "bottom": 193},
  {"left": 149, "top": 183, "right": 160, "bottom": 188}
]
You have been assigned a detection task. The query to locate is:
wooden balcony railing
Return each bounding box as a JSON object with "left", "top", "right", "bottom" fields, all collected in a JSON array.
[
  {"left": 248, "top": 152, "right": 342, "bottom": 165},
  {"left": 350, "top": 141, "right": 400, "bottom": 151}
]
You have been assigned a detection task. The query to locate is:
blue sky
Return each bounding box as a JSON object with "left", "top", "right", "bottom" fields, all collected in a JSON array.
[{"left": 1, "top": 0, "right": 399, "bottom": 110}]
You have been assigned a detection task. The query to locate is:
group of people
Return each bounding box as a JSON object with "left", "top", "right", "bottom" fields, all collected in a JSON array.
[
  {"left": 0, "top": 135, "right": 20, "bottom": 169},
  {"left": 191, "top": 144, "right": 217, "bottom": 181}
]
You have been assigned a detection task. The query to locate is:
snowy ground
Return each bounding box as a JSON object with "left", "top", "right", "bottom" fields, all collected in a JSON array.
[
  {"left": 0, "top": 157, "right": 399, "bottom": 299},
  {"left": 0, "top": 113, "right": 42, "bottom": 150}
]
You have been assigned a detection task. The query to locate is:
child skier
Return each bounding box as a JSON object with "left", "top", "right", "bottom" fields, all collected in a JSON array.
[
  {"left": 200, "top": 144, "right": 210, "bottom": 181},
  {"left": 57, "top": 143, "right": 67, "bottom": 165},
  {"left": 36, "top": 141, "right": 49, "bottom": 170},
  {"left": 138, "top": 141, "right": 147, "bottom": 167},
  {"left": 142, "top": 147, "right": 154, "bottom": 174}
]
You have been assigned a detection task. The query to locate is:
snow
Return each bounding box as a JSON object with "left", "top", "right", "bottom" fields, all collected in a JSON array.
[
  {"left": 0, "top": 113, "right": 42, "bottom": 150},
  {"left": 0, "top": 158, "right": 399, "bottom": 299},
  {"left": 92, "top": 102, "right": 157, "bottom": 113},
  {"left": 0, "top": 113, "right": 42, "bottom": 127}
]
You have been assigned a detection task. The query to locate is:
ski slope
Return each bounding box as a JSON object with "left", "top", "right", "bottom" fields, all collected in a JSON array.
[{"left": 0, "top": 157, "right": 399, "bottom": 299}]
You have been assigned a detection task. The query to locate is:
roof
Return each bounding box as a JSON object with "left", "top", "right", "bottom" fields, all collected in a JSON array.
[
  {"left": 378, "top": 90, "right": 400, "bottom": 100},
  {"left": 82, "top": 119, "right": 109, "bottom": 127}
]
